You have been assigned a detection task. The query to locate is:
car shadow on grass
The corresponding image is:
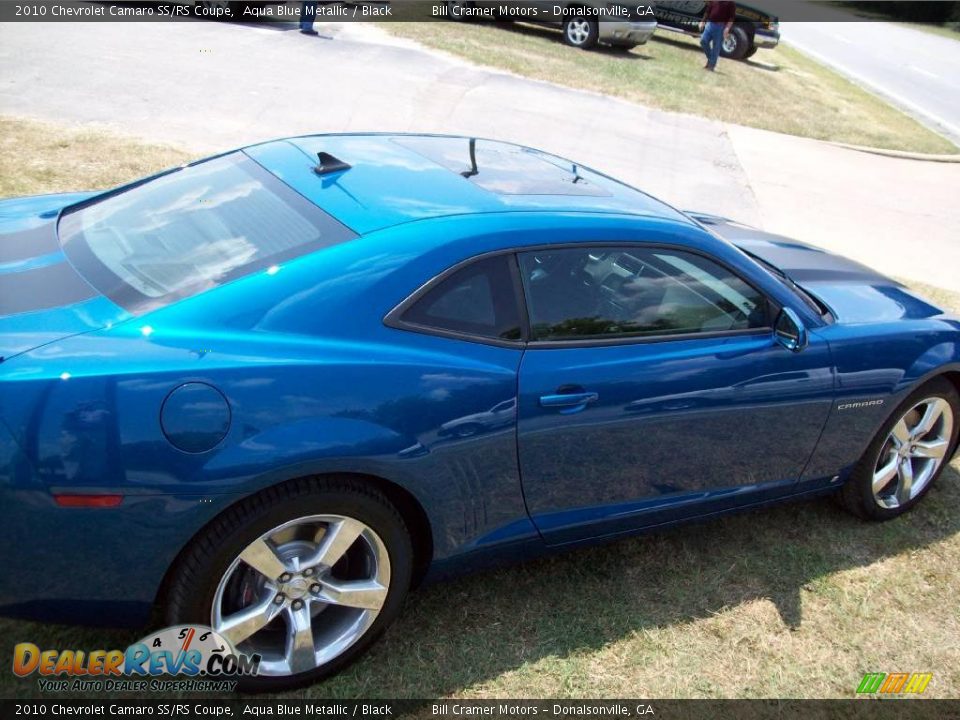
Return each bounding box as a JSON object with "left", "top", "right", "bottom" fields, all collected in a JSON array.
[
  {"left": 651, "top": 34, "right": 782, "bottom": 72},
  {"left": 311, "top": 465, "right": 960, "bottom": 699},
  {"left": 1, "top": 467, "right": 957, "bottom": 699}
]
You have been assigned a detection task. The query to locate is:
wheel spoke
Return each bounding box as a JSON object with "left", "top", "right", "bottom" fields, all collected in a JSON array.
[
  {"left": 912, "top": 399, "right": 947, "bottom": 439},
  {"left": 307, "top": 518, "right": 365, "bottom": 569},
  {"left": 891, "top": 418, "right": 911, "bottom": 447},
  {"left": 285, "top": 604, "right": 317, "bottom": 675},
  {"left": 317, "top": 578, "right": 388, "bottom": 610},
  {"left": 896, "top": 458, "right": 915, "bottom": 505},
  {"left": 239, "top": 538, "right": 289, "bottom": 581},
  {"left": 872, "top": 456, "right": 899, "bottom": 495},
  {"left": 217, "top": 597, "right": 280, "bottom": 647},
  {"left": 911, "top": 438, "right": 948, "bottom": 460}
]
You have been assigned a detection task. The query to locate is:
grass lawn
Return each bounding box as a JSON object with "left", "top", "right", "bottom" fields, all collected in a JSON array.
[
  {"left": 1, "top": 117, "right": 959, "bottom": 700},
  {"left": 381, "top": 20, "right": 958, "bottom": 155}
]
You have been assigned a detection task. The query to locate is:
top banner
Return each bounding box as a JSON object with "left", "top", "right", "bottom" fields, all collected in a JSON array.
[{"left": 1, "top": 1, "right": 958, "bottom": 24}]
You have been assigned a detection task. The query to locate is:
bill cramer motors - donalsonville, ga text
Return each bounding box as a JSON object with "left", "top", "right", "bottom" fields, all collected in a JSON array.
[{"left": 434, "top": 3, "right": 656, "bottom": 19}]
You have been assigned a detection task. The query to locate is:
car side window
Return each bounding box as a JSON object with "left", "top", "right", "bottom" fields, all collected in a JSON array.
[
  {"left": 399, "top": 255, "right": 523, "bottom": 342},
  {"left": 518, "top": 247, "right": 768, "bottom": 342}
]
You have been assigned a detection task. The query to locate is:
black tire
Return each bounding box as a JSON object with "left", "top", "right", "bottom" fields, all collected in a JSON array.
[
  {"left": 720, "top": 25, "right": 751, "bottom": 60},
  {"left": 447, "top": 0, "right": 474, "bottom": 22},
  {"left": 165, "top": 476, "right": 413, "bottom": 692},
  {"left": 840, "top": 378, "right": 959, "bottom": 521},
  {"left": 562, "top": 16, "right": 599, "bottom": 50},
  {"left": 743, "top": 45, "right": 759, "bottom": 59}
]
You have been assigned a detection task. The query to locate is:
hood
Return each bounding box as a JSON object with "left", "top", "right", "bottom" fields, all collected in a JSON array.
[
  {"left": 0, "top": 192, "right": 131, "bottom": 362},
  {"left": 689, "top": 212, "right": 944, "bottom": 324}
]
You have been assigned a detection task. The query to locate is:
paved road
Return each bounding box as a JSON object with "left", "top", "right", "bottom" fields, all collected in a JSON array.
[
  {"left": 0, "top": 19, "right": 958, "bottom": 289},
  {"left": 784, "top": 7, "right": 960, "bottom": 146}
]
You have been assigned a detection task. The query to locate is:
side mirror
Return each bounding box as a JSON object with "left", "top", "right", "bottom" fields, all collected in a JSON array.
[{"left": 775, "top": 307, "right": 808, "bottom": 352}]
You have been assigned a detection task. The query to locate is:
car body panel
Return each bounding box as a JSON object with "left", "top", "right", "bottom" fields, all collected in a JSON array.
[
  {"left": 518, "top": 329, "right": 835, "bottom": 544},
  {"left": 597, "top": 20, "right": 658, "bottom": 47},
  {"left": 1, "top": 135, "right": 958, "bottom": 627},
  {"left": 0, "top": 192, "right": 130, "bottom": 361}
]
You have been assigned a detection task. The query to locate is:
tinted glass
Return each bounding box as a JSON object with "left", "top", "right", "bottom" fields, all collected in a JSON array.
[
  {"left": 401, "top": 255, "right": 522, "bottom": 341},
  {"left": 59, "top": 153, "right": 355, "bottom": 314},
  {"left": 519, "top": 247, "right": 767, "bottom": 341}
]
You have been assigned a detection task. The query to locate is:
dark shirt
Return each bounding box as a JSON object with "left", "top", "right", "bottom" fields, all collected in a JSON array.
[{"left": 705, "top": 1, "right": 737, "bottom": 23}]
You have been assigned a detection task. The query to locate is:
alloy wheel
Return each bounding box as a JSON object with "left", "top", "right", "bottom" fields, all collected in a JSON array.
[
  {"left": 872, "top": 397, "right": 954, "bottom": 509},
  {"left": 566, "top": 20, "right": 591, "bottom": 46},
  {"left": 211, "top": 514, "right": 390, "bottom": 677}
]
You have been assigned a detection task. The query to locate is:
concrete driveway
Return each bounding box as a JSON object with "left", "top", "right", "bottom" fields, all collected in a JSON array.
[
  {"left": 783, "top": 5, "right": 960, "bottom": 146},
  {"left": 0, "top": 19, "right": 957, "bottom": 290}
]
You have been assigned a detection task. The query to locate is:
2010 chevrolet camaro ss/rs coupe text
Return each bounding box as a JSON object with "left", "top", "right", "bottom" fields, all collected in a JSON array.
[{"left": 1, "top": 134, "right": 958, "bottom": 690}]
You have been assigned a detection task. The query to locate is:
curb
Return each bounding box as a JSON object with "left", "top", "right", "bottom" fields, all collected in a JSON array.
[{"left": 829, "top": 141, "right": 960, "bottom": 163}]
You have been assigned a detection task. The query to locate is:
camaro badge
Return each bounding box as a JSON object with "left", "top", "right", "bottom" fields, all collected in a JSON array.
[{"left": 837, "top": 399, "right": 886, "bottom": 411}]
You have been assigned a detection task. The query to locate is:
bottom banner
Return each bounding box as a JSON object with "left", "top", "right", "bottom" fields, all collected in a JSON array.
[{"left": 1, "top": 700, "right": 957, "bottom": 720}]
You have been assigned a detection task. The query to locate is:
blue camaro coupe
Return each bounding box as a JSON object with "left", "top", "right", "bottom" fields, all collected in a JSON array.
[{"left": 1, "top": 134, "right": 958, "bottom": 689}]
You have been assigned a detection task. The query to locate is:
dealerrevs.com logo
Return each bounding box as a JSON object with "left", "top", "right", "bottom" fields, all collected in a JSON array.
[{"left": 13, "top": 625, "right": 260, "bottom": 693}]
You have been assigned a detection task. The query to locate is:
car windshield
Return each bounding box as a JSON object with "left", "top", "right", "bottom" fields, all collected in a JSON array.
[
  {"left": 741, "top": 248, "right": 830, "bottom": 318},
  {"left": 59, "top": 153, "right": 355, "bottom": 314}
]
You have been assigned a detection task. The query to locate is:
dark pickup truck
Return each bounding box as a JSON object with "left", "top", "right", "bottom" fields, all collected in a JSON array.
[{"left": 654, "top": 1, "right": 780, "bottom": 60}]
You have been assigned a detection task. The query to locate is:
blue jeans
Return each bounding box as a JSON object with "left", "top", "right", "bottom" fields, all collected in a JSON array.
[
  {"left": 300, "top": 1, "right": 317, "bottom": 30},
  {"left": 700, "top": 21, "right": 724, "bottom": 68}
]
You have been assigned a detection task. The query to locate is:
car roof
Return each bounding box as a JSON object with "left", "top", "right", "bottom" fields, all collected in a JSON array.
[{"left": 244, "top": 133, "right": 694, "bottom": 235}]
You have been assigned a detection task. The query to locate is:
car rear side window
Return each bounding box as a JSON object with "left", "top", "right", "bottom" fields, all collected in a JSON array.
[
  {"left": 397, "top": 255, "right": 523, "bottom": 343},
  {"left": 518, "top": 246, "right": 768, "bottom": 342},
  {"left": 58, "top": 153, "right": 356, "bottom": 314}
]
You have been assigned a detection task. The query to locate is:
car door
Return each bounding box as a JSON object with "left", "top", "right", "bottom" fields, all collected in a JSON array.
[{"left": 515, "top": 244, "right": 835, "bottom": 545}]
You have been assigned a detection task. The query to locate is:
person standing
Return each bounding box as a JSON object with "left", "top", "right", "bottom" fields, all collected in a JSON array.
[
  {"left": 699, "top": 1, "right": 737, "bottom": 71},
  {"left": 300, "top": 1, "right": 318, "bottom": 35}
]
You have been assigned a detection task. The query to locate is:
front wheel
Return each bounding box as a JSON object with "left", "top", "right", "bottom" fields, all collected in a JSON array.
[
  {"left": 840, "top": 378, "right": 959, "bottom": 521},
  {"left": 563, "top": 17, "right": 599, "bottom": 50},
  {"left": 165, "top": 477, "right": 413, "bottom": 691}
]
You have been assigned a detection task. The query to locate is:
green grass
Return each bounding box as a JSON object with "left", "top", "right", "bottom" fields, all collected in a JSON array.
[
  {"left": 1, "top": 117, "right": 959, "bottom": 700},
  {"left": 381, "top": 20, "right": 958, "bottom": 155}
]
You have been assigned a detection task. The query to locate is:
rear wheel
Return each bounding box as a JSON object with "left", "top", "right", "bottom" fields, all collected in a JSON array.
[
  {"left": 447, "top": 0, "right": 475, "bottom": 21},
  {"left": 720, "top": 25, "right": 751, "bottom": 60},
  {"left": 563, "top": 17, "right": 599, "bottom": 50},
  {"left": 840, "top": 378, "right": 959, "bottom": 521},
  {"left": 165, "top": 477, "right": 413, "bottom": 691}
]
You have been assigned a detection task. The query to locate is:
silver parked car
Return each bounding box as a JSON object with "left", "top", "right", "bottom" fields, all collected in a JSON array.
[{"left": 447, "top": 1, "right": 658, "bottom": 51}]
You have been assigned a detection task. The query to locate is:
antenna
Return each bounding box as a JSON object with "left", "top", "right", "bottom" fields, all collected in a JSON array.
[
  {"left": 461, "top": 138, "right": 479, "bottom": 179},
  {"left": 314, "top": 152, "right": 351, "bottom": 176}
]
